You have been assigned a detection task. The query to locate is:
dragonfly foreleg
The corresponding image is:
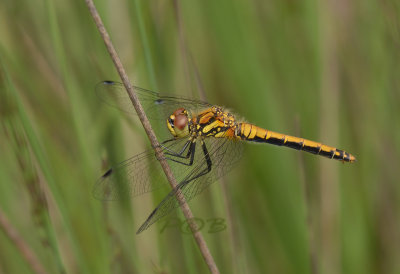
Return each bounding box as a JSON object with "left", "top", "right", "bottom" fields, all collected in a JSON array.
[
  {"left": 166, "top": 142, "right": 196, "bottom": 166},
  {"left": 163, "top": 139, "right": 192, "bottom": 158},
  {"left": 161, "top": 138, "right": 176, "bottom": 145}
]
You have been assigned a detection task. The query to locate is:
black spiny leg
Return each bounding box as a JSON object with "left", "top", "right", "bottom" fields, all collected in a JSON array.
[
  {"left": 164, "top": 140, "right": 192, "bottom": 158},
  {"left": 160, "top": 138, "right": 176, "bottom": 145},
  {"left": 173, "top": 141, "right": 212, "bottom": 187},
  {"left": 195, "top": 141, "right": 213, "bottom": 177},
  {"left": 136, "top": 141, "right": 213, "bottom": 234},
  {"left": 167, "top": 142, "right": 196, "bottom": 166}
]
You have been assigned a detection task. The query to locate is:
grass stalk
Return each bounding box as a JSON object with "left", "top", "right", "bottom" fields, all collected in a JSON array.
[
  {"left": 0, "top": 47, "right": 66, "bottom": 274},
  {"left": 0, "top": 209, "right": 48, "bottom": 274},
  {"left": 84, "top": 0, "right": 219, "bottom": 272},
  {"left": 172, "top": 2, "right": 241, "bottom": 272}
]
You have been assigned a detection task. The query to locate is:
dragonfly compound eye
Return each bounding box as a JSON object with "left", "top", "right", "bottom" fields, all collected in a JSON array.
[
  {"left": 173, "top": 108, "right": 185, "bottom": 116},
  {"left": 167, "top": 108, "right": 190, "bottom": 138},
  {"left": 174, "top": 113, "right": 188, "bottom": 130}
]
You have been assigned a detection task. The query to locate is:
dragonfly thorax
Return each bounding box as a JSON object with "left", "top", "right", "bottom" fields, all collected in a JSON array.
[
  {"left": 167, "top": 108, "right": 190, "bottom": 138},
  {"left": 191, "top": 106, "right": 239, "bottom": 139}
]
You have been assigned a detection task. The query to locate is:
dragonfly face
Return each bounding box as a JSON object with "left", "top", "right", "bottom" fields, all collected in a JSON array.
[
  {"left": 94, "top": 81, "right": 356, "bottom": 234},
  {"left": 167, "top": 108, "right": 191, "bottom": 138}
]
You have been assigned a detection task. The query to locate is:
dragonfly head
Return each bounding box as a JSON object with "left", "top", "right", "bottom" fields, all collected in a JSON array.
[{"left": 167, "top": 108, "right": 190, "bottom": 138}]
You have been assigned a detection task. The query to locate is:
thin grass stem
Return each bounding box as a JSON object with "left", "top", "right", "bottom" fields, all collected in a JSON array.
[
  {"left": 0, "top": 209, "right": 48, "bottom": 274},
  {"left": 84, "top": 1, "right": 219, "bottom": 272}
]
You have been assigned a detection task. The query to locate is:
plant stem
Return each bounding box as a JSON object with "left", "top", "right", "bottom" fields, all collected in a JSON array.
[{"left": 84, "top": 1, "right": 219, "bottom": 273}]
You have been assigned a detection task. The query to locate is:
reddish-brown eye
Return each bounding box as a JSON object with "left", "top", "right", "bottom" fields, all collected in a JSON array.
[
  {"left": 173, "top": 108, "right": 185, "bottom": 116},
  {"left": 174, "top": 114, "right": 188, "bottom": 130}
]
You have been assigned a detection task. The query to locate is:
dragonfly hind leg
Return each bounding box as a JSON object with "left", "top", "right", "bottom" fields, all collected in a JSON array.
[
  {"left": 136, "top": 141, "right": 213, "bottom": 234},
  {"left": 169, "top": 141, "right": 212, "bottom": 188}
]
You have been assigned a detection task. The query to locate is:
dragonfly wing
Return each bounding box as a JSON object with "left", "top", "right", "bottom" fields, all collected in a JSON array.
[
  {"left": 93, "top": 138, "right": 190, "bottom": 200},
  {"left": 136, "top": 137, "right": 244, "bottom": 233},
  {"left": 95, "top": 81, "right": 211, "bottom": 120}
]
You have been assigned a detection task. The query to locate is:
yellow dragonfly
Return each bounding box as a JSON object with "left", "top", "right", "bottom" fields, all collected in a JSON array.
[{"left": 94, "top": 81, "right": 356, "bottom": 233}]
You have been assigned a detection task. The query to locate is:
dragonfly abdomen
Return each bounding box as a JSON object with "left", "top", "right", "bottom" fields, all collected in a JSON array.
[{"left": 237, "top": 123, "right": 356, "bottom": 162}]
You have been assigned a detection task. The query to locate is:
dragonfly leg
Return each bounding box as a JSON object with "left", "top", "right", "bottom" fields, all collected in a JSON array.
[
  {"left": 166, "top": 142, "right": 196, "bottom": 166},
  {"left": 160, "top": 138, "right": 176, "bottom": 145},
  {"left": 170, "top": 141, "right": 212, "bottom": 186},
  {"left": 188, "top": 141, "right": 212, "bottom": 179},
  {"left": 164, "top": 140, "right": 192, "bottom": 158},
  {"left": 136, "top": 141, "right": 213, "bottom": 234}
]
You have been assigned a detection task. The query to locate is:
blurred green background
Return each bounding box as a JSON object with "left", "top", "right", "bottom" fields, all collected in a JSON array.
[{"left": 1, "top": 0, "right": 399, "bottom": 273}]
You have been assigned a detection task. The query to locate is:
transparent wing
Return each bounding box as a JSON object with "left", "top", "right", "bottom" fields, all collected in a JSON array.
[
  {"left": 95, "top": 80, "right": 243, "bottom": 233},
  {"left": 93, "top": 138, "right": 190, "bottom": 200},
  {"left": 136, "top": 137, "right": 244, "bottom": 233},
  {"left": 96, "top": 81, "right": 212, "bottom": 120}
]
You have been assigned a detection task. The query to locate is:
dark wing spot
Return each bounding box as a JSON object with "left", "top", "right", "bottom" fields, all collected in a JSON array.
[
  {"left": 103, "top": 80, "right": 115, "bottom": 85},
  {"left": 155, "top": 99, "right": 164, "bottom": 105},
  {"left": 102, "top": 168, "right": 113, "bottom": 178}
]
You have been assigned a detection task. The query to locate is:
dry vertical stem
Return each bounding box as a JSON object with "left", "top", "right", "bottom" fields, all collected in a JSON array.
[
  {"left": 172, "top": 0, "right": 207, "bottom": 100},
  {"left": 172, "top": 2, "right": 241, "bottom": 271},
  {"left": 319, "top": 0, "right": 345, "bottom": 271},
  {"left": 0, "top": 209, "right": 48, "bottom": 274},
  {"left": 84, "top": 0, "right": 219, "bottom": 273},
  {"left": 294, "top": 117, "right": 319, "bottom": 274}
]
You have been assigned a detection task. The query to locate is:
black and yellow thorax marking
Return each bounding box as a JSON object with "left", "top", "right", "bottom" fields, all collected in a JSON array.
[{"left": 190, "top": 106, "right": 239, "bottom": 139}]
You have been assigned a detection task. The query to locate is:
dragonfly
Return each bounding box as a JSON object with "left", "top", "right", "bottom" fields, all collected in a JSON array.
[{"left": 94, "top": 81, "right": 356, "bottom": 234}]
